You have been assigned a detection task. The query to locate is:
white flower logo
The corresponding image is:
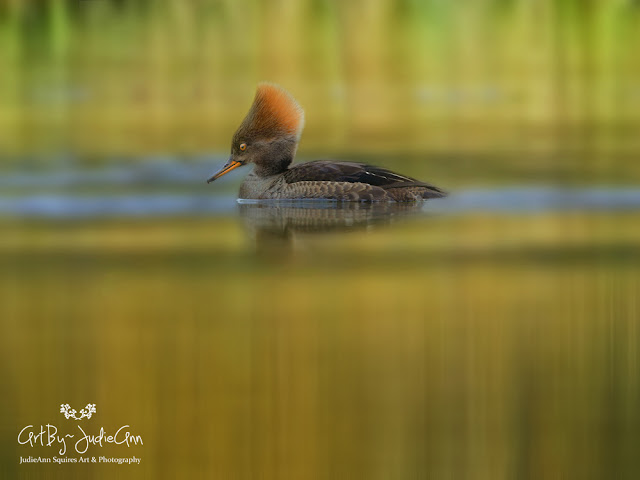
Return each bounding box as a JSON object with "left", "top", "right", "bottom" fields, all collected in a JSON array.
[{"left": 60, "top": 403, "right": 97, "bottom": 420}]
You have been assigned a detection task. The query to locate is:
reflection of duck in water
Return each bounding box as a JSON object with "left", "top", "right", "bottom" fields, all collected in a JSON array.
[
  {"left": 239, "top": 202, "right": 427, "bottom": 256},
  {"left": 239, "top": 201, "right": 425, "bottom": 235},
  {"left": 207, "top": 83, "right": 446, "bottom": 202}
]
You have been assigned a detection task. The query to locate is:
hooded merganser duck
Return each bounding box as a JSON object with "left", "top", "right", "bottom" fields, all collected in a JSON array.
[{"left": 207, "top": 83, "right": 446, "bottom": 202}]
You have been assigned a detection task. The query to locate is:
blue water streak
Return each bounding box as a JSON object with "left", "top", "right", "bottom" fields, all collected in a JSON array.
[{"left": 1, "top": 187, "right": 640, "bottom": 219}]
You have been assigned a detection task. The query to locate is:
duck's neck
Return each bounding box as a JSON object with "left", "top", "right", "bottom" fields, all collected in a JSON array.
[
  {"left": 254, "top": 153, "right": 293, "bottom": 177},
  {"left": 253, "top": 138, "right": 298, "bottom": 177}
]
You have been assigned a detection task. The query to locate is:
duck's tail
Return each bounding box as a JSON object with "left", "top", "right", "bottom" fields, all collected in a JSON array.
[{"left": 385, "top": 184, "right": 447, "bottom": 202}]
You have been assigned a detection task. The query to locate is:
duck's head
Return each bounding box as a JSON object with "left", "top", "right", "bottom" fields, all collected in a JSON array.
[{"left": 207, "top": 83, "right": 305, "bottom": 182}]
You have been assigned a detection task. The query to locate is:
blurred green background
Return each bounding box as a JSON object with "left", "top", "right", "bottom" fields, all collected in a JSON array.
[
  {"left": 1, "top": 0, "right": 640, "bottom": 182},
  {"left": 2, "top": 1, "right": 640, "bottom": 479}
]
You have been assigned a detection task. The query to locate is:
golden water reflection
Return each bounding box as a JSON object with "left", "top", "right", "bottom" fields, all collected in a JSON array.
[{"left": 2, "top": 211, "right": 640, "bottom": 478}]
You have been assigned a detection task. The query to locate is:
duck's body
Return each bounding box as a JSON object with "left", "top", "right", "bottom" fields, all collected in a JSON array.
[
  {"left": 239, "top": 160, "right": 445, "bottom": 201},
  {"left": 208, "top": 84, "right": 445, "bottom": 202}
]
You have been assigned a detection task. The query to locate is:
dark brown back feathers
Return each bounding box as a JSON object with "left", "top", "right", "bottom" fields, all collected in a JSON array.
[{"left": 282, "top": 160, "right": 446, "bottom": 199}]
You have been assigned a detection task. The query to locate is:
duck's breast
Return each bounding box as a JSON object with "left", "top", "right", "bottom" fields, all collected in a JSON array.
[{"left": 239, "top": 172, "right": 287, "bottom": 199}]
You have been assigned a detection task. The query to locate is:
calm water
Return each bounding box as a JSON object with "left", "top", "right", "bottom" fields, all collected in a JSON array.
[
  {"left": 2, "top": 162, "right": 640, "bottom": 479},
  {"left": 3, "top": 159, "right": 640, "bottom": 219}
]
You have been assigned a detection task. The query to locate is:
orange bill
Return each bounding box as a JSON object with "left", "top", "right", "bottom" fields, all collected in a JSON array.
[{"left": 206, "top": 159, "right": 243, "bottom": 183}]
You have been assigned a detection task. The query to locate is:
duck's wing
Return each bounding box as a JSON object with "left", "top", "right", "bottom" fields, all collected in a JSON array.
[{"left": 283, "top": 160, "right": 445, "bottom": 194}]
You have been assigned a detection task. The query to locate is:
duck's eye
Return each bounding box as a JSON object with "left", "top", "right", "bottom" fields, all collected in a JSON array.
[{"left": 239, "top": 143, "right": 247, "bottom": 151}]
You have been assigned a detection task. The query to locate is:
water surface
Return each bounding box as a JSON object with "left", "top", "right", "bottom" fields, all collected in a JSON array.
[{"left": 2, "top": 171, "right": 640, "bottom": 478}]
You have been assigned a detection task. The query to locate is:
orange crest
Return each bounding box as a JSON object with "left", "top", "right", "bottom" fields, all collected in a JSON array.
[{"left": 243, "top": 83, "right": 305, "bottom": 139}]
